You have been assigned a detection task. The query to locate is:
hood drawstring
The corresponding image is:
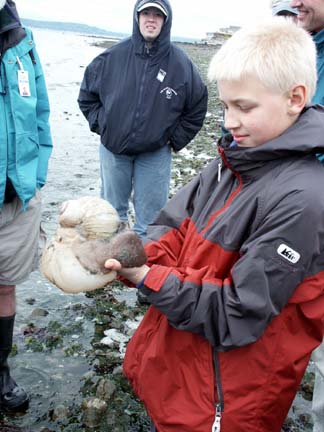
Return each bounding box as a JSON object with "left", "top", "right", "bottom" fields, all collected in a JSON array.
[{"left": 218, "top": 159, "right": 222, "bottom": 182}]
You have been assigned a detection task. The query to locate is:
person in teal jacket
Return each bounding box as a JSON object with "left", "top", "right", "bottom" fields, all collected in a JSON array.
[
  {"left": 290, "top": 1, "right": 324, "bottom": 431},
  {"left": 0, "top": 0, "right": 52, "bottom": 412}
]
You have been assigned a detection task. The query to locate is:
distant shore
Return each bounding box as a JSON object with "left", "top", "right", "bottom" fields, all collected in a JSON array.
[{"left": 22, "top": 17, "right": 200, "bottom": 44}]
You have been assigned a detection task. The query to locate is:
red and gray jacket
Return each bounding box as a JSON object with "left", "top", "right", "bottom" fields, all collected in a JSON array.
[{"left": 123, "top": 106, "right": 324, "bottom": 432}]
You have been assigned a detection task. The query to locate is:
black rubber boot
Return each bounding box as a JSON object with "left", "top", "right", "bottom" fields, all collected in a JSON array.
[{"left": 0, "top": 315, "right": 29, "bottom": 412}]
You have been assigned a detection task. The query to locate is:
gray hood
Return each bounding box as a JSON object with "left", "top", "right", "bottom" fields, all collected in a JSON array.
[
  {"left": 132, "top": 0, "right": 172, "bottom": 59},
  {"left": 0, "top": 0, "right": 21, "bottom": 34}
]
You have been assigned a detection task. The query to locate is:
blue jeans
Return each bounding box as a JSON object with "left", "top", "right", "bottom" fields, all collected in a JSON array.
[{"left": 99, "top": 144, "right": 171, "bottom": 237}]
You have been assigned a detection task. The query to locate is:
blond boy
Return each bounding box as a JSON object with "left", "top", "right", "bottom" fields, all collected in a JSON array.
[{"left": 106, "top": 19, "right": 324, "bottom": 431}]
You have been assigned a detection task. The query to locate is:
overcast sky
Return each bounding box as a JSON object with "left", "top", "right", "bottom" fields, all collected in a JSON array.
[{"left": 18, "top": 0, "right": 273, "bottom": 39}]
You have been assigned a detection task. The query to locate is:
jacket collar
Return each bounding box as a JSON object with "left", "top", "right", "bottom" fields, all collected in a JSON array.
[
  {"left": 0, "top": 25, "right": 26, "bottom": 54},
  {"left": 312, "top": 27, "right": 324, "bottom": 46}
]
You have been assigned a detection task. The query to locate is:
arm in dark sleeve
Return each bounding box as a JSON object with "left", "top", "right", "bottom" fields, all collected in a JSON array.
[
  {"left": 77, "top": 54, "right": 104, "bottom": 135},
  {"left": 142, "top": 188, "right": 324, "bottom": 350},
  {"left": 169, "top": 62, "right": 208, "bottom": 152}
]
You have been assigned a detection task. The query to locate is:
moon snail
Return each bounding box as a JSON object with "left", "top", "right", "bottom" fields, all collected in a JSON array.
[{"left": 40, "top": 196, "right": 147, "bottom": 294}]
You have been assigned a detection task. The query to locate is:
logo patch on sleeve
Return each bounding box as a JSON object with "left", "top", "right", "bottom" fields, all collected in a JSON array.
[{"left": 277, "top": 244, "right": 300, "bottom": 264}]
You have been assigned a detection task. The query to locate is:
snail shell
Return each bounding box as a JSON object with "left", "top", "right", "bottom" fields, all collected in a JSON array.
[{"left": 40, "top": 196, "right": 147, "bottom": 294}]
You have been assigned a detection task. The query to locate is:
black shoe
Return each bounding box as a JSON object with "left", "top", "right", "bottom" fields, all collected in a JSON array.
[{"left": 0, "top": 384, "right": 29, "bottom": 413}]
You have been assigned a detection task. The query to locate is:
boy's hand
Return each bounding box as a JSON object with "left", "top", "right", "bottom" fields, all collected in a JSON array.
[
  {"left": 73, "top": 230, "right": 147, "bottom": 275},
  {"left": 104, "top": 259, "right": 150, "bottom": 285}
]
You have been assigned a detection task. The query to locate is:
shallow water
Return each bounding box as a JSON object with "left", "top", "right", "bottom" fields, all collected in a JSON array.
[{"left": 11, "top": 271, "right": 92, "bottom": 428}]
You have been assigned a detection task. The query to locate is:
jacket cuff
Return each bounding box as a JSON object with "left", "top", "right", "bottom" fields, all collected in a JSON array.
[{"left": 144, "top": 264, "right": 173, "bottom": 292}]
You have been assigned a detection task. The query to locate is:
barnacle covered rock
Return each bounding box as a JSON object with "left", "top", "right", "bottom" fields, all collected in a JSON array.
[{"left": 40, "top": 196, "right": 147, "bottom": 294}]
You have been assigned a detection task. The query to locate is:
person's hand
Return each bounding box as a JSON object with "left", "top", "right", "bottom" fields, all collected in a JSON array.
[
  {"left": 74, "top": 230, "right": 147, "bottom": 275},
  {"left": 104, "top": 259, "right": 150, "bottom": 285}
]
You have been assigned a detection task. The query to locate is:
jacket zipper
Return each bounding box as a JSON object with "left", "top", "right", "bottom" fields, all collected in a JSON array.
[
  {"left": 131, "top": 48, "right": 150, "bottom": 142},
  {"left": 212, "top": 349, "right": 224, "bottom": 432},
  {"left": 0, "top": 55, "right": 6, "bottom": 95},
  {"left": 0, "top": 56, "right": 9, "bottom": 205},
  {"left": 213, "top": 147, "right": 241, "bottom": 431}
]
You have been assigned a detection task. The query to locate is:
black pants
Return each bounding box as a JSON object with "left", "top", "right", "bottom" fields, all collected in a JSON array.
[{"left": 150, "top": 420, "right": 157, "bottom": 431}]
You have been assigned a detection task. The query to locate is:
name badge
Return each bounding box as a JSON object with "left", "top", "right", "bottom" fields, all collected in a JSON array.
[
  {"left": 157, "top": 69, "right": 166, "bottom": 82},
  {"left": 17, "top": 70, "right": 31, "bottom": 97}
]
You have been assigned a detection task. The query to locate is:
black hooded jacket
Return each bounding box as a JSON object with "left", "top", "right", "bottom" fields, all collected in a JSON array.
[{"left": 77, "top": 0, "right": 208, "bottom": 155}]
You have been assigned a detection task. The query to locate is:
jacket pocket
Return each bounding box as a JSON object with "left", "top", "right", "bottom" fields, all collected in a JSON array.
[
  {"left": 97, "top": 106, "right": 107, "bottom": 136},
  {"left": 16, "top": 133, "right": 39, "bottom": 166}
]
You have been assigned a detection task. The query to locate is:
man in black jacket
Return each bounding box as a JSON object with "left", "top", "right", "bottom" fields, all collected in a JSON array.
[{"left": 78, "top": 0, "right": 207, "bottom": 238}]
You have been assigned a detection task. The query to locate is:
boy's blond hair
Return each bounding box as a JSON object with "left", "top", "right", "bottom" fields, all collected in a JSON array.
[{"left": 208, "top": 18, "right": 317, "bottom": 105}]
